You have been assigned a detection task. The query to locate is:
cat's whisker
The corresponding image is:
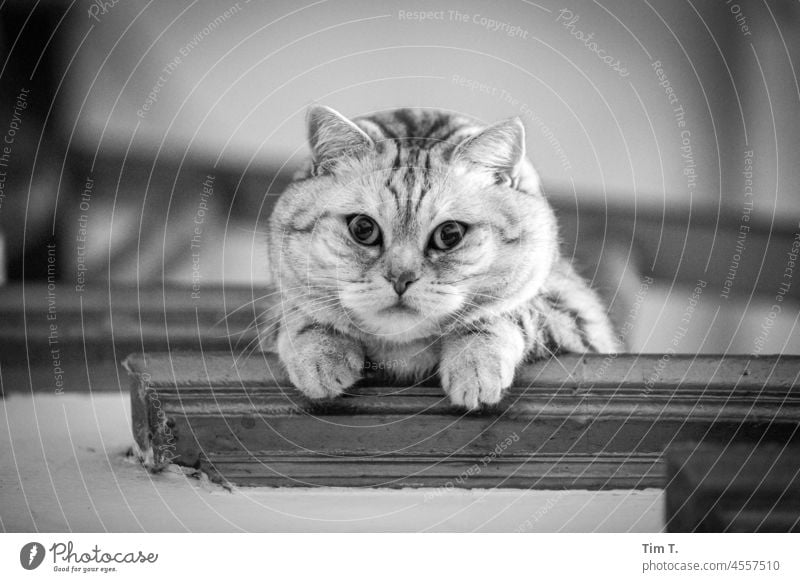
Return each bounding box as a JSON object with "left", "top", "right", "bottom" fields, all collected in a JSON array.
[
  {"left": 234, "top": 225, "right": 270, "bottom": 237},
  {"left": 529, "top": 340, "right": 577, "bottom": 379},
  {"left": 215, "top": 294, "right": 339, "bottom": 346},
  {"left": 209, "top": 284, "right": 339, "bottom": 330},
  {"left": 232, "top": 297, "right": 343, "bottom": 366},
  {"left": 232, "top": 294, "right": 340, "bottom": 342},
  {"left": 232, "top": 334, "right": 270, "bottom": 368},
  {"left": 253, "top": 297, "right": 343, "bottom": 340},
  {"left": 431, "top": 288, "right": 503, "bottom": 305},
  {"left": 313, "top": 275, "right": 366, "bottom": 285},
  {"left": 258, "top": 297, "right": 342, "bottom": 334}
]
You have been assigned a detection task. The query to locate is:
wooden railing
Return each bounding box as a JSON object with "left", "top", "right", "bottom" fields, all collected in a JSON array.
[{"left": 125, "top": 352, "right": 800, "bottom": 497}]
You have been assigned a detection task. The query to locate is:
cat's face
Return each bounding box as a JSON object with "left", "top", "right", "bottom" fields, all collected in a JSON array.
[{"left": 269, "top": 107, "right": 558, "bottom": 343}]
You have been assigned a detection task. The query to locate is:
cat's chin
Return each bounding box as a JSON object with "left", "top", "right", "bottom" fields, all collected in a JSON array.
[
  {"left": 351, "top": 306, "right": 443, "bottom": 343},
  {"left": 379, "top": 303, "right": 418, "bottom": 316}
]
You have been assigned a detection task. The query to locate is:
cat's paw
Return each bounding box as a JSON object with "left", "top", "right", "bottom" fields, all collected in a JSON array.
[
  {"left": 281, "top": 334, "right": 365, "bottom": 400},
  {"left": 439, "top": 342, "right": 518, "bottom": 410}
]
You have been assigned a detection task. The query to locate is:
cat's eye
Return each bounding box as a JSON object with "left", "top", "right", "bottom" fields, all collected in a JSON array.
[
  {"left": 430, "top": 221, "right": 466, "bottom": 251},
  {"left": 347, "top": 214, "right": 381, "bottom": 246}
]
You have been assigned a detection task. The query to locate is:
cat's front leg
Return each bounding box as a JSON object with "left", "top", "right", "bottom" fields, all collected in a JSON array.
[
  {"left": 439, "top": 318, "right": 525, "bottom": 409},
  {"left": 277, "top": 319, "right": 365, "bottom": 400}
]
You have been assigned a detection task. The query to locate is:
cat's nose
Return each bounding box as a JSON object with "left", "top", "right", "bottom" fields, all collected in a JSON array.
[{"left": 392, "top": 271, "right": 419, "bottom": 296}]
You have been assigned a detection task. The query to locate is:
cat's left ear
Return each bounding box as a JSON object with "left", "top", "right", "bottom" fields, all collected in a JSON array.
[
  {"left": 454, "top": 117, "right": 525, "bottom": 183},
  {"left": 307, "top": 105, "right": 374, "bottom": 174}
]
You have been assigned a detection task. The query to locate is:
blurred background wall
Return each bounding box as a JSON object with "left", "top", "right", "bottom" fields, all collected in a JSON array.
[{"left": 1, "top": 0, "right": 799, "bottom": 358}]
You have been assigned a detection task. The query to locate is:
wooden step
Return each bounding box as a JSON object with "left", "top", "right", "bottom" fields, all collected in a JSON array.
[{"left": 124, "top": 352, "right": 800, "bottom": 489}]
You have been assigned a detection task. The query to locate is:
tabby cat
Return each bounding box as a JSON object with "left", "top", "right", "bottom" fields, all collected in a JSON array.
[{"left": 264, "top": 106, "right": 618, "bottom": 409}]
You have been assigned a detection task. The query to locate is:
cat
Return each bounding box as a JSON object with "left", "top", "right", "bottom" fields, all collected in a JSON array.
[{"left": 263, "top": 105, "right": 618, "bottom": 409}]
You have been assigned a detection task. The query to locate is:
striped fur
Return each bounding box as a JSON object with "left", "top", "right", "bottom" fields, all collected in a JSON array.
[{"left": 264, "top": 106, "right": 618, "bottom": 409}]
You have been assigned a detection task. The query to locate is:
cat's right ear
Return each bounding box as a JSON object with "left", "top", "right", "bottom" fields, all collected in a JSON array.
[
  {"left": 453, "top": 117, "right": 526, "bottom": 184},
  {"left": 306, "top": 105, "right": 374, "bottom": 173}
]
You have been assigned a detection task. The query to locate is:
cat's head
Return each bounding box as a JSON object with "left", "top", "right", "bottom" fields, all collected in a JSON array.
[{"left": 269, "top": 106, "right": 558, "bottom": 343}]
